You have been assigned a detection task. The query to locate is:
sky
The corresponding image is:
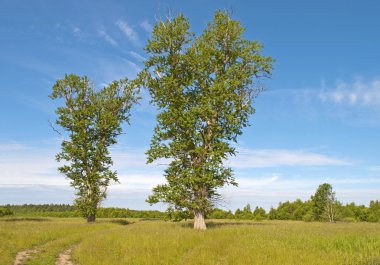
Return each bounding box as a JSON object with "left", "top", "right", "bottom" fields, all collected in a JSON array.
[{"left": 0, "top": 0, "right": 379, "bottom": 211}]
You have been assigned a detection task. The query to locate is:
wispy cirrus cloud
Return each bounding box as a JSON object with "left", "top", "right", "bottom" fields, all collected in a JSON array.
[
  {"left": 115, "top": 20, "right": 139, "bottom": 44},
  {"left": 369, "top": 166, "right": 380, "bottom": 172},
  {"left": 229, "top": 148, "right": 350, "bottom": 168},
  {"left": 266, "top": 77, "right": 380, "bottom": 109},
  {"left": 263, "top": 77, "right": 380, "bottom": 125},
  {"left": 97, "top": 28, "right": 118, "bottom": 46},
  {"left": 140, "top": 20, "right": 153, "bottom": 33},
  {"left": 319, "top": 79, "right": 380, "bottom": 107},
  {"left": 237, "top": 174, "right": 279, "bottom": 187},
  {"left": 129, "top": 51, "right": 146, "bottom": 62},
  {"left": 72, "top": 27, "right": 82, "bottom": 38}
]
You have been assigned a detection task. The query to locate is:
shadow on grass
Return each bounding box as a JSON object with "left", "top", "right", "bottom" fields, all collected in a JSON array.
[
  {"left": 181, "top": 221, "right": 271, "bottom": 229},
  {"left": 3, "top": 217, "right": 50, "bottom": 222},
  {"left": 139, "top": 218, "right": 162, "bottom": 222},
  {"left": 109, "top": 219, "right": 132, "bottom": 226}
]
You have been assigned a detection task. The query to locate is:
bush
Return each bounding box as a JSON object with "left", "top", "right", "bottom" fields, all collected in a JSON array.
[
  {"left": 341, "top": 217, "right": 356, "bottom": 223},
  {"left": 368, "top": 213, "right": 380, "bottom": 223},
  {"left": 0, "top": 206, "right": 13, "bottom": 217},
  {"left": 302, "top": 213, "right": 314, "bottom": 222}
]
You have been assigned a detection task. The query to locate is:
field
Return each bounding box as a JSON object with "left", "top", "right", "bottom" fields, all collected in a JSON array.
[{"left": 1, "top": 218, "right": 379, "bottom": 265}]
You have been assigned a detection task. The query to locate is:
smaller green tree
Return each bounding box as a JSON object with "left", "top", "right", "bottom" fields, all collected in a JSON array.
[
  {"left": 253, "top": 206, "right": 267, "bottom": 221},
  {"left": 311, "top": 183, "right": 337, "bottom": 222},
  {"left": 0, "top": 205, "right": 13, "bottom": 217},
  {"left": 368, "top": 200, "right": 380, "bottom": 222},
  {"left": 268, "top": 207, "right": 277, "bottom": 220},
  {"left": 242, "top": 204, "right": 254, "bottom": 219},
  {"left": 50, "top": 74, "right": 138, "bottom": 222}
]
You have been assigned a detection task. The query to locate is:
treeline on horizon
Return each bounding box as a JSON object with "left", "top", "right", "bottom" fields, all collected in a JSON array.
[{"left": 2, "top": 199, "right": 380, "bottom": 223}]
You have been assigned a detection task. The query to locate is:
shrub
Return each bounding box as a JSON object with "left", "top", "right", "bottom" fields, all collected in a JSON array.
[{"left": 302, "top": 213, "right": 314, "bottom": 222}]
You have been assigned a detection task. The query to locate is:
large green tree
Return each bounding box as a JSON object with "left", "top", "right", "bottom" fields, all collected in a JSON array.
[
  {"left": 140, "top": 11, "right": 273, "bottom": 229},
  {"left": 50, "top": 74, "right": 138, "bottom": 222}
]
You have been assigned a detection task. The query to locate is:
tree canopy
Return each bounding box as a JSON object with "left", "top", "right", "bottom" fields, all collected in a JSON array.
[
  {"left": 50, "top": 74, "right": 138, "bottom": 222},
  {"left": 311, "top": 183, "right": 337, "bottom": 222},
  {"left": 140, "top": 10, "right": 273, "bottom": 229}
]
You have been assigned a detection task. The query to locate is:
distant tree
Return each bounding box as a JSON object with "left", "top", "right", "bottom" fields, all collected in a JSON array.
[
  {"left": 311, "top": 183, "right": 337, "bottom": 222},
  {"left": 368, "top": 200, "right": 380, "bottom": 222},
  {"left": 253, "top": 206, "right": 267, "bottom": 221},
  {"left": 140, "top": 11, "right": 273, "bottom": 229},
  {"left": 50, "top": 74, "right": 138, "bottom": 222},
  {"left": 226, "top": 210, "right": 235, "bottom": 219},
  {"left": 242, "top": 204, "right": 254, "bottom": 219},
  {"left": 0, "top": 205, "right": 13, "bottom": 217},
  {"left": 268, "top": 207, "right": 277, "bottom": 220},
  {"left": 234, "top": 208, "right": 243, "bottom": 219},
  {"left": 208, "top": 208, "right": 230, "bottom": 219}
]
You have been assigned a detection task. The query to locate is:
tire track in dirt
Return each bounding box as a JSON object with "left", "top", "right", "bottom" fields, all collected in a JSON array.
[
  {"left": 53, "top": 224, "right": 132, "bottom": 265},
  {"left": 13, "top": 220, "right": 133, "bottom": 265},
  {"left": 56, "top": 247, "right": 74, "bottom": 265},
  {"left": 13, "top": 248, "right": 38, "bottom": 265}
]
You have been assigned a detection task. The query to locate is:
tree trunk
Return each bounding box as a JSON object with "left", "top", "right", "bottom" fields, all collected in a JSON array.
[
  {"left": 194, "top": 211, "right": 206, "bottom": 230},
  {"left": 87, "top": 214, "right": 96, "bottom": 223}
]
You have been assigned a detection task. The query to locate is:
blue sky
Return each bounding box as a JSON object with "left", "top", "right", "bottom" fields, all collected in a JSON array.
[{"left": 1, "top": 0, "right": 379, "bottom": 211}]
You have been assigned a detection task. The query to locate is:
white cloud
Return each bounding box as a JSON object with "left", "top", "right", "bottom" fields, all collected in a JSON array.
[
  {"left": 0, "top": 140, "right": 377, "bottom": 210},
  {"left": 0, "top": 142, "right": 165, "bottom": 188},
  {"left": 72, "top": 27, "right": 81, "bottom": 38},
  {"left": 140, "top": 20, "right": 153, "bottom": 33},
  {"left": 98, "top": 29, "right": 118, "bottom": 46},
  {"left": 319, "top": 78, "right": 380, "bottom": 107},
  {"left": 111, "top": 173, "right": 165, "bottom": 190},
  {"left": 0, "top": 142, "right": 350, "bottom": 188},
  {"left": 129, "top": 51, "right": 146, "bottom": 62},
  {"left": 265, "top": 77, "right": 380, "bottom": 124},
  {"left": 0, "top": 142, "right": 29, "bottom": 152},
  {"left": 236, "top": 174, "right": 279, "bottom": 187},
  {"left": 0, "top": 142, "right": 63, "bottom": 186},
  {"left": 220, "top": 174, "right": 380, "bottom": 210},
  {"left": 18, "top": 59, "right": 61, "bottom": 80},
  {"left": 110, "top": 147, "right": 167, "bottom": 169},
  {"left": 229, "top": 148, "right": 350, "bottom": 168},
  {"left": 85, "top": 55, "right": 141, "bottom": 84},
  {"left": 124, "top": 59, "right": 142, "bottom": 72},
  {"left": 115, "top": 20, "right": 139, "bottom": 44},
  {"left": 369, "top": 166, "right": 380, "bottom": 172}
]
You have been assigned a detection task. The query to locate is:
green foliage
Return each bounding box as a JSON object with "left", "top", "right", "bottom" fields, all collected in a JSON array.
[
  {"left": 207, "top": 208, "right": 234, "bottom": 219},
  {"left": 2, "top": 197, "right": 380, "bottom": 222},
  {"left": 3, "top": 204, "right": 78, "bottom": 217},
  {"left": 368, "top": 200, "right": 380, "bottom": 222},
  {"left": 0, "top": 205, "right": 13, "bottom": 217},
  {"left": 2, "top": 204, "right": 166, "bottom": 219},
  {"left": 302, "top": 213, "right": 314, "bottom": 222},
  {"left": 140, "top": 10, "right": 273, "bottom": 223},
  {"left": 253, "top": 206, "right": 267, "bottom": 221},
  {"left": 50, "top": 74, "right": 138, "bottom": 221},
  {"left": 311, "top": 183, "right": 336, "bottom": 222},
  {"left": 235, "top": 204, "right": 256, "bottom": 220},
  {"left": 272, "top": 199, "right": 313, "bottom": 221}
]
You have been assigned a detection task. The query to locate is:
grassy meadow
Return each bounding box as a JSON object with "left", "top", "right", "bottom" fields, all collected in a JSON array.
[{"left": 1, "top": 217, "right": 379, "bottom": 265}]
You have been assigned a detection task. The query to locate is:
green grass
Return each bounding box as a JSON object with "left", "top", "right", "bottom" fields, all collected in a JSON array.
[{"left": 1, "top": 217, "right": 379, "bottom": 265}]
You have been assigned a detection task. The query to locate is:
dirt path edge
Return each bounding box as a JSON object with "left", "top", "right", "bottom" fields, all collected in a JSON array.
[
  {"left": 56, "top": 247, "right": 74, "bottom": 265},
  {"left": 13, "top": 248, "right": 38, "bottom": 265}
]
